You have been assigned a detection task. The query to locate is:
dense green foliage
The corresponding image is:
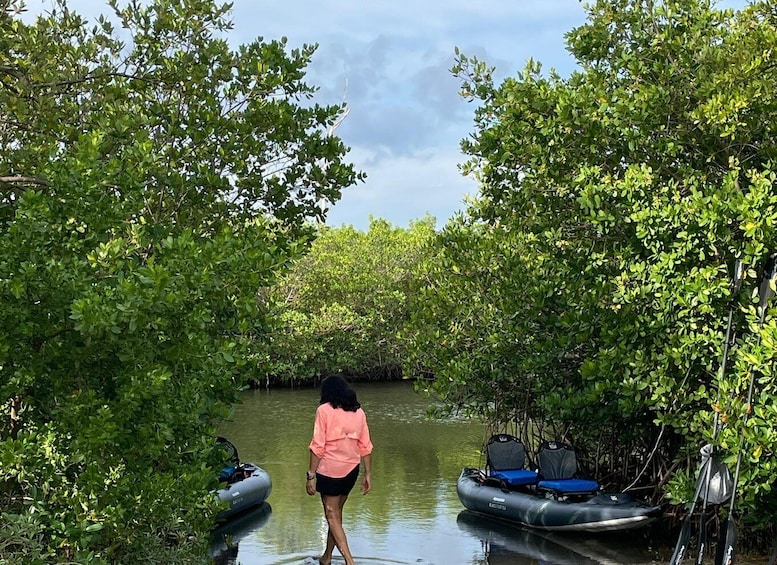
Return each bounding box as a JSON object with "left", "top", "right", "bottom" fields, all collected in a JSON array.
[
  {"left": 0, "top": 0, "right": 361, "bottom": 561},
  {"left": 261, "top": 217, "right": 436, "bottom": 385},
  {"left": 406, "top": 0, "right": 777, "bottom": 530},
  {"left": 5, "top": 0, "right": 777, "bottom": 558}
]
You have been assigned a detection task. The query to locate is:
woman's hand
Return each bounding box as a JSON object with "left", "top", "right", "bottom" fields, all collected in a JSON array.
[
  {"left": 306, "top": 477, "right": 316, "bottom": 496},
  {"left": 361, "top": 473, "right": 371, "bottom": 495}
]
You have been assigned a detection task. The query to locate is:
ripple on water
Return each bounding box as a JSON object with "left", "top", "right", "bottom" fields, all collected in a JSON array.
[{"left": 286, "top": 557, "right": 432, "bottom": 565}]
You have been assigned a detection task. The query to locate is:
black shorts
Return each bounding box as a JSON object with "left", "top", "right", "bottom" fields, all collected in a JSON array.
[{"left": 316, "top": 465, "right": 359, "bottom": 496}]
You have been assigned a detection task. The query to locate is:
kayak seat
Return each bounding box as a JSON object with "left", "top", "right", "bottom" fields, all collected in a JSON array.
[
  {"left": 216, "top": 437, "right": 242, "bottom": 483},
  {"left": 216, "top": 436, "right": 240, "bottom": 464},
  {"left": 491, "top": 469, "right": 540, "bottom": 486},
  {"left": 537, "top": 477, "right": 600, "bottom": 494},
  {"left": 485, "top": 434, "right": 539, "bottom": 487},
  {"left": 536, "top": 440, "right": 599, "bottom": 496}
]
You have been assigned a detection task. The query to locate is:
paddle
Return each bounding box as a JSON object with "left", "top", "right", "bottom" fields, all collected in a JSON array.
[
  {"left": 669, "top": 461, "right": 711, "bottom": 565},
  {"left": 715, "top": 253, "right": 777, "bottom": 565},
  {"left": 694, "top": 259, "right": 744, "bottom": 565},
  {"left": 669, "top": 260, "right": 743, "bottom": 565}
]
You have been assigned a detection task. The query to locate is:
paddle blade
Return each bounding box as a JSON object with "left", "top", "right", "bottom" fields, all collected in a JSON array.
[
  {"left": 695, "top": 521, "right": 707, "bottom": 565},
  {"left": 716, "top": 518, "right": 737, "bottom": 565},
  {"left": 670, "top": 517, "right": 693, "bottom": 565},
  {"left": 757, "top": 253, "right": 777, "bottom": 326},
  {"left": 732, "top": 258, "right": 744, "bottom": 294}
]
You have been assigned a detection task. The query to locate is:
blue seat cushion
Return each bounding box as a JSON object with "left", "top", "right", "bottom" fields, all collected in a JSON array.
[
  {"left": 538, "top": 478, "right": 599, "bottom": 494},
  {"left": 218, "top": 466, "right": 235, "bottom": 481},
  {"left": 491, "top": 469, "right": 539, "bottom": 486}
]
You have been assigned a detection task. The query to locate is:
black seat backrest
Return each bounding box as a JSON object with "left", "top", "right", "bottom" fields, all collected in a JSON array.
[
  {"left": 486, "top": 434, "right": 527, "bottom": 471},
  {"left": 536, "top": 440, "right": 578, "bottom": 480},
  {"left": 216, "top": 436, "right": 240, "bottom": 465}
]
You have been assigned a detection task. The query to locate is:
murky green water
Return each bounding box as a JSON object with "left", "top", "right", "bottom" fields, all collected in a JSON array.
[{"left": 210, "top": 381, "right": 663, "bottom": 564}]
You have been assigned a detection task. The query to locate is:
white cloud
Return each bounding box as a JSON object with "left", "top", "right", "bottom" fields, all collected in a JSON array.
[{"left": 325, "top": 145, "right": 475, "bottom": 230}]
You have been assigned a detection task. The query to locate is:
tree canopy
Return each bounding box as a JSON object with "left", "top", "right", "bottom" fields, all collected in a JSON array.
[
  {"left": 261, "top": 217, "right": 436, "bottom": 385},
  {"left": 0, "top": 0, "right": 362, "bottom": 561},
  {"left": 407, "top": 0, "right": 777, "bottom": 531}
]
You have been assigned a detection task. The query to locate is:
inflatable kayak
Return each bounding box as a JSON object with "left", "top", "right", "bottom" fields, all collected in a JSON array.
[
  {"left": 457, "top": 467, "right": 662, "bottom": 532},
  {"left": 214, "top": 437, "right": 272, "bottom": 521}
]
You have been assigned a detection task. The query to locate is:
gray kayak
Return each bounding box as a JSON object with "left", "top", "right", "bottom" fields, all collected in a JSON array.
[
  {"left": 457, "top": 467, "right": 662, "bottom": 533},
  {"left": 215, "top": 463, "right": 272, "bottom": 521}
]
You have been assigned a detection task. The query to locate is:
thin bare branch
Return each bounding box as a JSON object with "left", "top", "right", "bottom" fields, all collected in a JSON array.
[{"left": 0, "top": 175, "right": 50, "bottom": 186}]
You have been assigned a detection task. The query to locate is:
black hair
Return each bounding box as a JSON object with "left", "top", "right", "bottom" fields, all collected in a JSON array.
[{"left": 320, "top": 374, "right": 361, "bottom": 412}]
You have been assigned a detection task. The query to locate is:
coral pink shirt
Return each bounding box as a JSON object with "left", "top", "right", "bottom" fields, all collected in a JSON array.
[{"left": 309, "top": 402, "right": 373, "bottom": 478}]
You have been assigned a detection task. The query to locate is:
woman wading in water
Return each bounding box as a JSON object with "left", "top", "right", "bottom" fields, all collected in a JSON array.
[{"left": 306, "top": 375, "right": 373, "bottom": 565}]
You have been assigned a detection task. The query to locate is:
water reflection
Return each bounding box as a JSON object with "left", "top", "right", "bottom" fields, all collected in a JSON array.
[
  {"left": 211, "top": 503, "right": 273, "bottom": 564},
  {"left": 456, "top": 510, "right": 657, "bottom": 565}
]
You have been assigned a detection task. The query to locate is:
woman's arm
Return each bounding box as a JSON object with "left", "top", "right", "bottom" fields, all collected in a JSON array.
[
  {"left": 306, "top": 450, "right": 321, "bottom": 496},
  {"left": 306, "top": 406, "right": 326, "bottom": 496},
  {"left": 308, "top": 451, "right": 321, "bottom": 477},
  {"left": 361, "top": 453, "right": 372, "bottom": 495}
]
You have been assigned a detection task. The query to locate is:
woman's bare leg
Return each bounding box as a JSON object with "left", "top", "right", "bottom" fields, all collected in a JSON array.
[
  {"left": 320, "top": 494, "right": 353, "bottom": 565},
  {"left": 320, "top": 528, "right": 335, "bottom": 565}
]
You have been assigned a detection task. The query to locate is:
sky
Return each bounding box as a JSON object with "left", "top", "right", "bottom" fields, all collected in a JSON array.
[
  {"left": 232, "top": 0, "right": 589, "bottom": 230},
  {"left": 21, "top": 0, "right": 750, "bottom": 231}
]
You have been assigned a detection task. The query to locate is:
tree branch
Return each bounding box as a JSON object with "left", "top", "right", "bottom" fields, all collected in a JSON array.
[{"left": 0, "top": 175, "right": 50, "bottom": 186}]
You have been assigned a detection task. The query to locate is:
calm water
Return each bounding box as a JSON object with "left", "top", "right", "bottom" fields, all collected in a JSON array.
[{"left": 210, "top": 381, "right": 661, "bottom": 565}]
